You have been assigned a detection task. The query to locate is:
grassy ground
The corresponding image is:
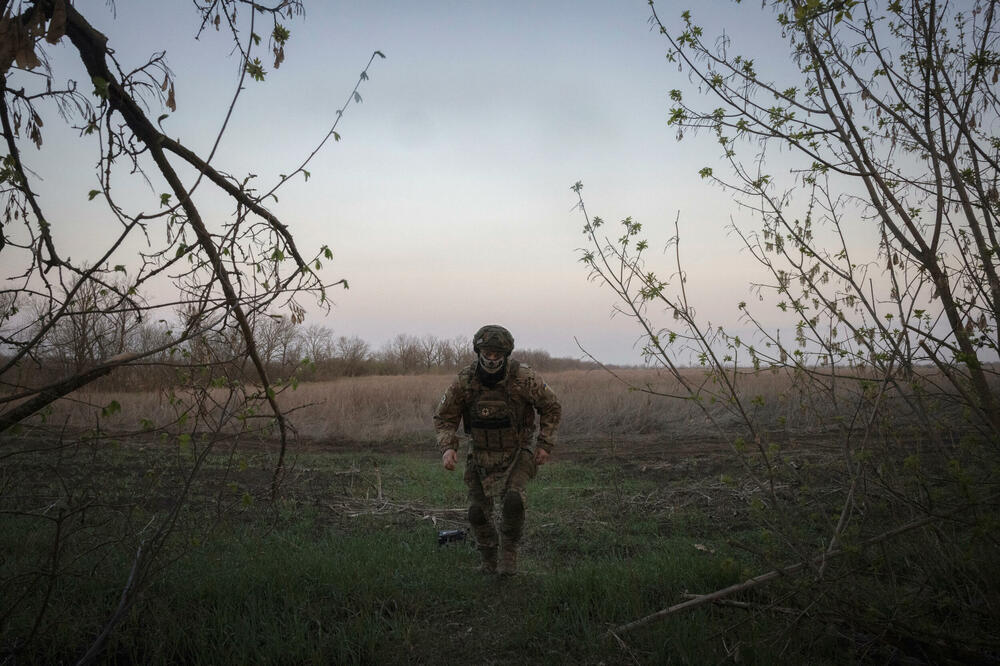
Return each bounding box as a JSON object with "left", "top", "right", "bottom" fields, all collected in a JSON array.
[
  {"left": 5, "top": 367, "right": 997, "bottom": 663},
  {"left": 0, "top": 438, "right": 855, "bottom": 665}
]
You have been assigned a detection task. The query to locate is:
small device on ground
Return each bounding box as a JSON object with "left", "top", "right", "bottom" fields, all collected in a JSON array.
[{"left": 437, "top": 529, "right": 466, "bottom": 546}]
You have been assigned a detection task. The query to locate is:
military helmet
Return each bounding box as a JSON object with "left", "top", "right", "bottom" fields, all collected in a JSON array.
[{"left": 473, "top": 324, "right": 514, "bottom": 355}]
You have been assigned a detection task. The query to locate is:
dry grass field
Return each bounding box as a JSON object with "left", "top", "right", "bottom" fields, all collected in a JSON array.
[
  {"left": 41, "top": 367, "right": 842, "bottom": 450},
  {"left": 32, "top": 364, "right": 920, "bottom": 482},
  {"left": 43, "top": 363, "right": 958, "bottom": 450}
]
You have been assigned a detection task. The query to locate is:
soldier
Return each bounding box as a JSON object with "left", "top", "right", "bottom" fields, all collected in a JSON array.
[{"left": 434, "top": 324, "right": 562, "bottom": 576}]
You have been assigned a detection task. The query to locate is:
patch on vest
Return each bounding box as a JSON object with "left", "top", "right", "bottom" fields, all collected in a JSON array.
[{"left": 469, "top": 399, "right": 512, "bottom": 430}]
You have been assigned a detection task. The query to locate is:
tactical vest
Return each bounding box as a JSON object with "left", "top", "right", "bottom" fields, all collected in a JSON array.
[{"left": 463, "top": 360, "right": 525, "bottom": 451}]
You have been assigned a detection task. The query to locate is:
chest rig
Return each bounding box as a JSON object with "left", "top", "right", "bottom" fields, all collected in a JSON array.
[{"left": 463, "top": 360, "right": 524, "bottom": 451}]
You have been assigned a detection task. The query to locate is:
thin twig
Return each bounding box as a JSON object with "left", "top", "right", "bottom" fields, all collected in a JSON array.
[{"left": 611, "top": 508, "right": 956, "bottom": 635}]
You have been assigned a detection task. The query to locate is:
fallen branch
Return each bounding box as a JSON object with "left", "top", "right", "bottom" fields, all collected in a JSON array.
[
  {"left": 611, "top": 510, "right": 945, "bottom": 635},
  {"left": 680, "top": 594, "right": 802, "bottom": 616},
  {"left": 0, "top": 353, "right": 139, "bottom": 433},
  {"left": 326, "top": 500, "right": 466, "bottom": 521}
]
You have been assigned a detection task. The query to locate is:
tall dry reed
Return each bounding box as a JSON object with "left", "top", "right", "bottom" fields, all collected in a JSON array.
[{"left": 48, "top": 367, "right": 840, "bottom": 445}]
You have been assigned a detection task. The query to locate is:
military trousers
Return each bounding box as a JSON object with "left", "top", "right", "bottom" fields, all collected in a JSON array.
[{"left": 464, "top": 447, "right": 537, "bottom": 552}]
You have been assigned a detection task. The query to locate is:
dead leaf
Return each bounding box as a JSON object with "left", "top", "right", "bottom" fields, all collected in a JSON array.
[
  {"left": 0, "top": 17, "right": 17, "bottom": 73},
  {"left": 27, "top": 10, "right": 46, "bottom": 38},
  {"left": 46, "top": 0, "right": 66, "bottom": 44},
  {"left": 166, "top": 82, "right": 176, "bottom": 111},
  {"left": 15, "top": 43, "right": 41, "bottom": 70},
  {"left": 693, "top": 543, "right": 715, "bottom": 554}
]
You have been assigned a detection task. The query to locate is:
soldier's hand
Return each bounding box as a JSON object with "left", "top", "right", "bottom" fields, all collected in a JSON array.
[
  {"left": 442, "top": 449, "right": 458, "bottom": 471},
  {"left": 534, "top": 448, "right": 550, "bottom": 466}
]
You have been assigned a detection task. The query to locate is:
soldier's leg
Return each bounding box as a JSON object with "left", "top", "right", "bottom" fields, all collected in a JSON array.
[
  {"left": 465, "top": 463, "right": 497, "bottom": 572},
  {"left": 498, "top": 450, "right": 537, "bottom": 575},
  {"left": 500, "top": 488, "right": 525, "bottom": 543}
]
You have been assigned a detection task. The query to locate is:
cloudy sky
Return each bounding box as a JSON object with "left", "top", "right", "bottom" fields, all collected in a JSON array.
[{"left": 19, "top": 1, "right": 790, "bottom": 365}]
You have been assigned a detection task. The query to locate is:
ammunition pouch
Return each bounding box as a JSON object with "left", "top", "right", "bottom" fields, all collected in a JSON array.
[{"left": 469, "top": 426, "right": 518, "bottom": 451}]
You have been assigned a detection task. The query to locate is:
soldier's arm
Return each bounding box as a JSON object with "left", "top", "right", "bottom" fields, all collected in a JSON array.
[
  {"left": 527, "top": 371, "right": 561, "bottom": 453},
  {"left": 433, "top": 378, "right": 466, "bottom": 454}
]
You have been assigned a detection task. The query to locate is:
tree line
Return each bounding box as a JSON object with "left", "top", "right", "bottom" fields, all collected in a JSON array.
[{"left": 1, "top": 283, "right": 594, "bottom": 391}]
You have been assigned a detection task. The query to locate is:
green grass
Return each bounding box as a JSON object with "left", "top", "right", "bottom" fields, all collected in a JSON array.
[
  {"left": 0, "top": 445, "right": 856, "bottom": 664},
  {"left": 98, "top": 527, "right": 785, "bottom": 665}
]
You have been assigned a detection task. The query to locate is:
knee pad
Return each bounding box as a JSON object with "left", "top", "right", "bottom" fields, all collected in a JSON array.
[
  {"left": 502, "top": 490, "right": 524, "bottom": 521},
  {"left": 468, "top": 505, "right": 489, "bottom": 527}
]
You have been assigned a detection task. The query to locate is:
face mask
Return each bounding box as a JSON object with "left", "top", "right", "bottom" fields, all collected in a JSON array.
[{"left": 478, "top": 351, "right": 505, "bottom": 374}]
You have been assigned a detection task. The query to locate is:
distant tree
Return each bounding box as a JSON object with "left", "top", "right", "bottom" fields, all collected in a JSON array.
[
  {"left": 576, "top": 0, "right": 999, "bottom": 659},
  {"left": 30, "top": 276, "right": 143, "bottom": 376},
  {"left": 0, "top": 1, "right": 382, "bottom": 660},
  {"left": 434, "top": 333, "right": 471, "bottom": 369},
  {"left": 378, "top": 333, "right": 423, "bottom": 374},
  {"left": 334, "top": 334, "right": 371, "bottom": 376},
  {"left": 299, "top": 323, "right": 335, "bottom": 364},
  {"left": 516, "top": 348, "right": 553, "bottom": 370},
  {"left": 416, "top": 333, "right": 441, "bottom": 371},
  {"left": 254, "top": 314, "right": 301, "bottom": 371}
]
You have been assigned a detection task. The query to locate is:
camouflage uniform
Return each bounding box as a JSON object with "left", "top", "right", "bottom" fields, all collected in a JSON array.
[{"left": 434, "top": 358, "right": 561, "bottom": 573}]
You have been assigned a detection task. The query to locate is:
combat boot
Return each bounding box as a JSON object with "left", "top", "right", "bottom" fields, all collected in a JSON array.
[
  {"left": 478, "top": 547, "right": 497, "bottom": 574},
  {"left": 498, "top": 542, "right": 518, "bottom": 576}
]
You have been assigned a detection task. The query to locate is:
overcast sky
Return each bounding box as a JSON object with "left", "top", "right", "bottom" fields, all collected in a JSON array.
[{"left": 18, "top": 1, "right": 793, "bottom": 365}]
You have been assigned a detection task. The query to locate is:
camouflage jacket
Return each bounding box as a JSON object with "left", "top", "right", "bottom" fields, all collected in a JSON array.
[{"left": 434, "top": 360, "right": 561, "bottom": 455}]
